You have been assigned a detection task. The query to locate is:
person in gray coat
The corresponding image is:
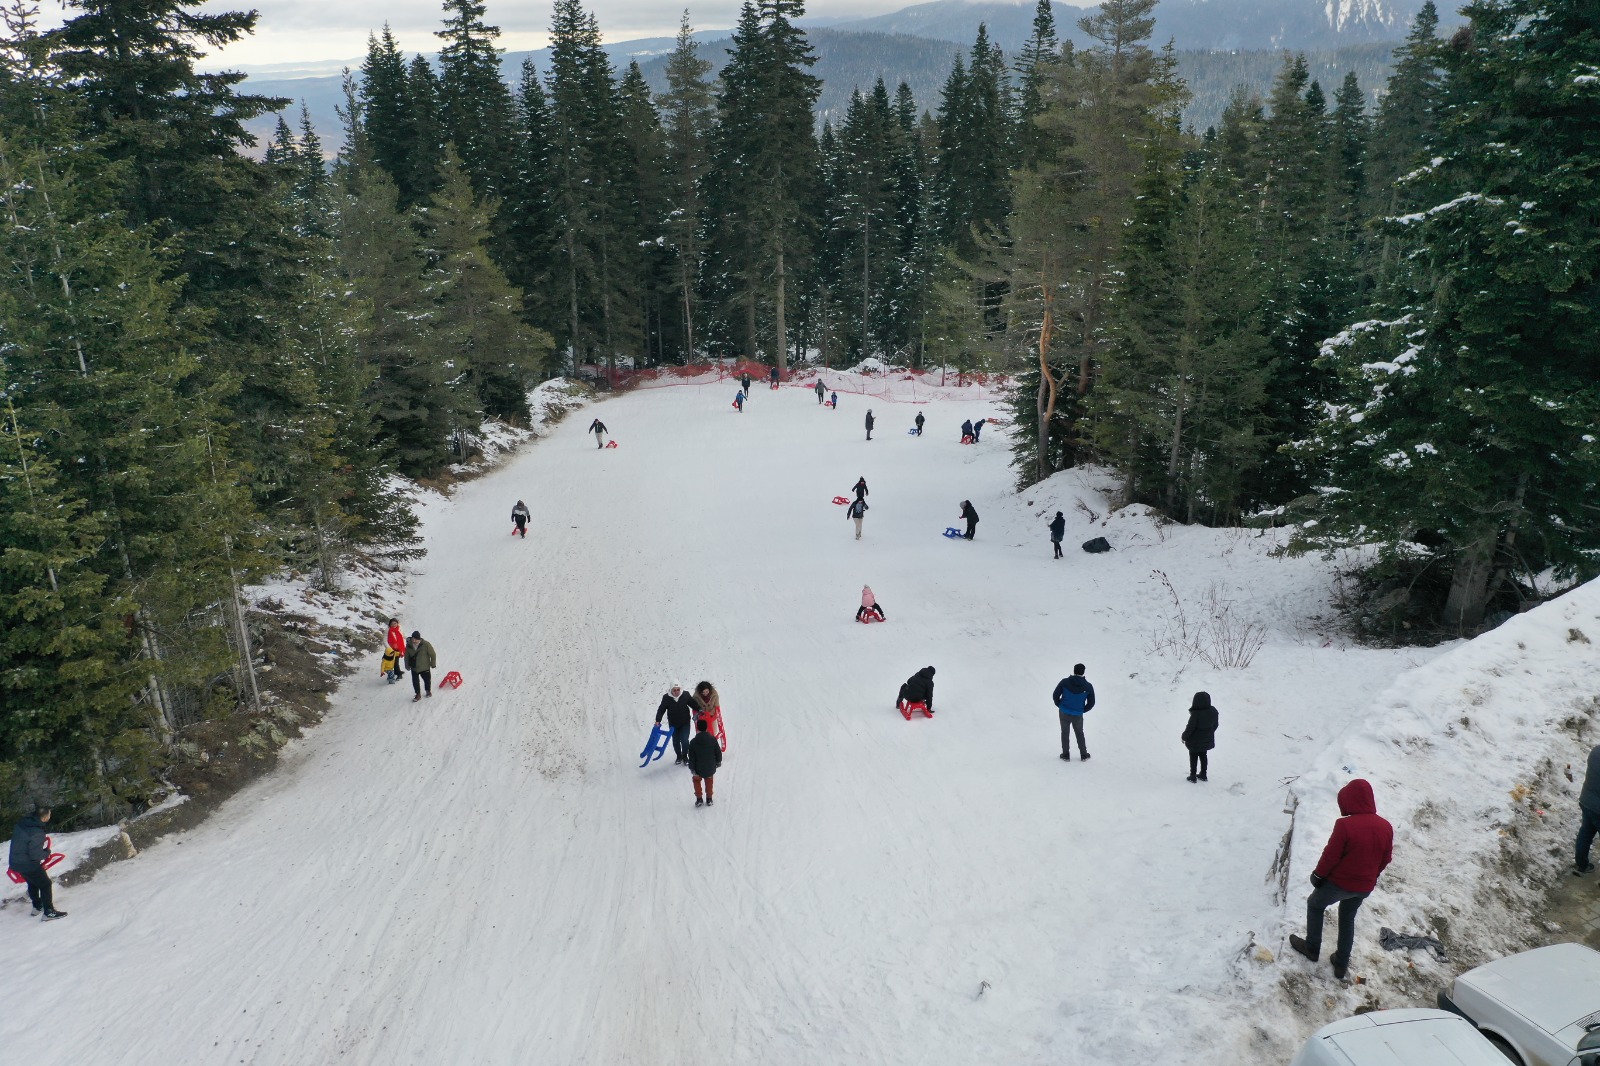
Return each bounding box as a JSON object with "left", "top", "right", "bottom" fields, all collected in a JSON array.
[{"left": 1577, "top": 742, "right": 1600, "bottom": 875}]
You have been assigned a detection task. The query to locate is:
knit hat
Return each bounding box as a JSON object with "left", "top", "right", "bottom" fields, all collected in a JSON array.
[{"left": 410, "top": 631, "right": 421, "bottom": 640}]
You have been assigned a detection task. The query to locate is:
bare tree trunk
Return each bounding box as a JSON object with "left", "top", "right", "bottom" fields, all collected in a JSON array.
[
  {"left": 567, "top": 229, "right": 581, "bottom": 370},
  {"left": 861, "top": 215, "right": 871, "bottom": 359},
  {"left": 1444, "top": 527, "right": 1497, "bottom": 629},
  {"left": 774, "top": 239, "right": 789, "bottom": 371},
  {"left": 1036, "top": 254, "right": 1062, "bottom": 484}
]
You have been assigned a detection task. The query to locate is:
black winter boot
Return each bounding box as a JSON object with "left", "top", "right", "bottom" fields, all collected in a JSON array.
[{"left": 1289, "top": 935, "right": 1318, "bottom": 963}]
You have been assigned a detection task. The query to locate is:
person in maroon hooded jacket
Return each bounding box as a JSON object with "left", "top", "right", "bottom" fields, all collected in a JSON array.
[{"left": 1289, "top": 779, "right": 1394, "bottom": 980}]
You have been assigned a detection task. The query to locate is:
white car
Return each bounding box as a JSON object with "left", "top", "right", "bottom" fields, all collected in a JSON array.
[
  {"left": 1438, "top": 942, "right": 1600, "bottom": 1066},
  {"left": 1289, "top": 1008, "right": 1512, "bottom": 1066}
]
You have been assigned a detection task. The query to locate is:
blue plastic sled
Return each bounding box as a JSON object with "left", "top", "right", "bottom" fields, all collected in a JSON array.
[
  {"left": 639, "top": 723, "right": 673, "bottom": 767},
  {"left": 943, "top": 527, "right": 965, "bottom": 539}
]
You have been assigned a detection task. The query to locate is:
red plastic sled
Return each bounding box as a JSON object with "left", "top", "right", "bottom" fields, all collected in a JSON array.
[
  {"left": 857, "top": 613, "right": 883, "bottom": 624},
  {"left": 961, "top": 435, "right": 975, "bottom": 444},
  {"left": 6, "top": 838, "right": 63, "bottom": 883},
  {"left": 898, "top": 700, "right": 932, "bottom": 720},
  {"left": 832, "top": 495, "right": 850, "bottom": 505},
  {"left": 605, "top": 440, "right": 618, "bottom": 448},
  {"left": 824, "top": 401, "right": 834, "bottom": 408},
  {"left": 700, "top": 708, "right": 728, "bottom": 753},
  {"left": 439, "top": 670, "right": 463, "bottom": 690}
]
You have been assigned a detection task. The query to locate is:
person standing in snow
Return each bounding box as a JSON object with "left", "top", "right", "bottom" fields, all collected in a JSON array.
[
  {"left": 769, "top": 365, "right": 780, "bottom": 389},
  {"left": 857, "top": 585, "right": 886, "bottom": 622},
  {"left": 1053, "top": 664, "right": 1095, "bottom": 761},
  {"left": 830, "top": 391, "right": 838, "bottom": 408},
  {"left": 405, "top": 630, "right": 437, "bottom": 702},
  {"left": 973, "top": 418, "right": 986, "bottom": 441},
  {"left": 815, "top": 380, "right": 826, "bottom": 404},
  {"left": 383, "top": 617, "right": 406, "bottom": 682},
  {"left": 8, "top": 804, "right": 65, "bottom": 921},
  {"left": 734, "top": 389, "right": 745, "bottom": 412},
  {"left": 1289, "top": 779, "right": 1395, "bottom": 980},
  {"left": 959, "top": 500, "right": 979, "bottom": 540},
  {"left": 1574, "top": 742, "right": 1600, "bottom": 875},
  {"left": 853, "top": 477, "right": 869, "bottom": 502},
  {"left": 1181, "top": 692, "right": 1218, "bottom": 782},
  {"left": 740, "top": 372, "right": 752, "bottom": 397},
  {"left": 864, "top": 409, "right": 875, "bottom": 440},
  {"left": 897, "top": 666, "right": 935, "bottom": 712},
  {"left": 589, "top": 418, "right": 608, "bottom": 449},
  {"left": 1048, "top": 511, "right": 1066, "bottom": 559},
  {"left": 655, "top": 682, "right": 699, "bottom": 765},
  {"left": 913, "top": 412, "right": 924, "bottom": 436},
  {"left": 511, "top": 500, "right": 530, "bottom": 538},
  {"left": 960, "top": 419, "right": 974, "bottom": 442},
  {"left": 688, "top": 719, "right": 723, "bottom": 807},
  {"left": 847, "top": 496, "right": 869, "bottom": 539}
]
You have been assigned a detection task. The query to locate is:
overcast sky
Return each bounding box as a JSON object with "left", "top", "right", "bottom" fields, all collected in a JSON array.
[{"left": 37, "top": 0, "right": 1009, "bottom": 69}]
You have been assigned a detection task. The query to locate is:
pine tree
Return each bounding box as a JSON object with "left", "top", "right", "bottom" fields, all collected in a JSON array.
[
  {"left": 1292, "top": 0, "right": 1600, "bottom": 628},
  {"left": 1014, "top": 0, "right": 1060, "bottom": 169},
  {"left": 657, "top": 12, "right": 715, "bottom": 360},
  {"left": 358, "top": 27, "right": 424, "bottom": 205},
  {"left": 932, "top": 26, "right": 1013, "bottom": 259},
  {"left": 436, "top": 0, "right": 517, "bottom": 202},
  {"left": 497, "top": 59, "right": 563, "bottom": 339},
  {"left": 616, "top": 60, "right": 671, "bottom": 363},
  {"left": 404, "top": 54, "right": 446, "bottom": 207},
  {"left": 424, "top": 149, "right": 554, "bottom": 423},
  {"left": 1366, "top": 1, "right": 1442, "bottom": 210}
]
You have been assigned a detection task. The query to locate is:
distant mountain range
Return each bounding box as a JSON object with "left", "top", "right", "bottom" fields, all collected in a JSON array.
[{"left": 242, "top": 0, "right": 1457, "bottom": 156}]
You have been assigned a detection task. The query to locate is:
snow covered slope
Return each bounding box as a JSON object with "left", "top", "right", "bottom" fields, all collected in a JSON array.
[{"left": 1, "top": 381, "right": 1451, "bottom": 1064}]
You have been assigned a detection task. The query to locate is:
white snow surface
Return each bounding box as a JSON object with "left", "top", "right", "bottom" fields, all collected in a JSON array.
[{"left": 4, "top": 381, "right": 1596, "bottom": 1064}]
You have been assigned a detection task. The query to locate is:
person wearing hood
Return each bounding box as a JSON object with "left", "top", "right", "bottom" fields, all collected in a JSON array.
[
  {"left": 961, "top": 419, "right": 974, "bottom": 442},
  {"left": 383, "top": 618, "right": 406, "bottom": 682},
  {"left": 655, "top": 682, "right": 699, "bottom": 765},
  {"left": 769, "top": 365, "right": 780, "bottom": 389},
  {"left": 1290, "top": 779, "right": 1394, "bottom": 979},
  {"left": 511, "top": 500, "right": 530, "bottom": 538},
  {"left": 913, "top": 412, "right": 925, "bottom": 436},
  {"left": 865, "top": 409, "right": 875, "bottom": 440},
  {"left": 734, "top": 389, "right": 745, "bottom": 412},
  {"left": 852, "top": 477, "right": 869, "bottom": 502},
  {"left": 830, "top": 391, "right": 838, "bottom": 408},
  {"left": 973, "top": 418, "right": 986, "bottom": 441},
  {"left": 405, "top": 630, "right": 437, "bottom": 702},
  {"left": 1181, "top": 692, "right": 1219, "bottom": 782},
  {"left": 1052, "top": 664, "right": 1096, "bottom": 761},
  {"left": 815, "top": 379, "right": 827, "bottom": 404},
  {"left": 959, "top": 500, "right": 979, "bottom": 540},
  {"left": 897, "top": 666, "right": 935, "bottom": 711},
  {"left": 847, "top": 496, "right": 869, "bottom": 539},
  {"left": 8, "top": 804, "right": 65, "bottom": 920},
  {"left": 1575, "top": 742, "right": 1600, "bottom": 875},
  {"left": 1048, "top": 511, "right": 1066, "bottom": 559},
  {"left": 857, "top": 585, "right": 886, "bottom": 622}
]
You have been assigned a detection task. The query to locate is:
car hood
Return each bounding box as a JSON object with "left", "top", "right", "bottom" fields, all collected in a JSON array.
[
  {"left": 1310, "top": 1010, "right": 1508, "bottom": 1066},
  {"left": 1458, "top": 943, "right": 1600, "bottom": 1037}
]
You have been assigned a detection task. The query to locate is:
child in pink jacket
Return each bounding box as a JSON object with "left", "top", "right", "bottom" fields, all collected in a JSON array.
[{"left": 856, "top": 585, "right": 886, "bottom": 622}]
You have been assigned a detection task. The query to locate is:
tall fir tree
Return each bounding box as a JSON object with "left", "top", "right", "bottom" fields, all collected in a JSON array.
[
  {"left": 657, "top": 12, "right": 715, "bottom": 360},
  {"left": 436, "top": 0, "right": 517, "bottom": 202}
]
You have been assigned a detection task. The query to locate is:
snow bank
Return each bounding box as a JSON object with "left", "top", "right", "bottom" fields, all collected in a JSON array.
[{"left": 1240, "top": 577, "right": 1600, "bottom": 1056}]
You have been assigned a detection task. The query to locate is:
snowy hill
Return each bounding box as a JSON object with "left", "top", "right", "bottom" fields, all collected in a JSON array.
[{"left": 5, "top": 379, "right": 1589, "bottom": 1063}]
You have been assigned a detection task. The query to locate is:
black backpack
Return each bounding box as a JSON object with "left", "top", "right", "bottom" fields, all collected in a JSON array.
[{"left": 1081, "top": 537, "right": 1111, "bottom": 554}]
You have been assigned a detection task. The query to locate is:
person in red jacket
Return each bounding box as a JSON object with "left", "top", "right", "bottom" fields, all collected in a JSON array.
[
  {"left": 383, "top": 618, "right": 406, "bottom": 683},
  {"left": 1290, "top": 778, "right": 1394, "bottom": 979}
]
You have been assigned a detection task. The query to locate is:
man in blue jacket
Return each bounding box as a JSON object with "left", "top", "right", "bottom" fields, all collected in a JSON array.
[
  {"left": 1053, "top": 664, "right": 1095, "bottom": 762},
  {"left": 1577, "top": 742, "right": 1600, "bottom": 875},
  {"left": 8, "top": 804, "right": 65, "bottom": 920}
]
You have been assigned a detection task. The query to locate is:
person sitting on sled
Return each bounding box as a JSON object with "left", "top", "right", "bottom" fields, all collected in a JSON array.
[
  {"left": 857, "top": 585, "right": 886, "bottom": 622},
  {"left": 897, "top": 666, "right": 935, "bottom": 712},
  {"left": 511, "top": 500, "right": 530, "bottom": 537}
]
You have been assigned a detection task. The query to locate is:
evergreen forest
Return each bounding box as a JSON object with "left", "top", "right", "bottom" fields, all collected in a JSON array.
[{"left": 1, "top": 0, "right": 1596, "bottom": 820}]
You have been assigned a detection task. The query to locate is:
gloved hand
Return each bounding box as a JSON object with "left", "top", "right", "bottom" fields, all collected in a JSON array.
[{"left": 1310, "top": 873, "right": 1327, "bottom": 888}]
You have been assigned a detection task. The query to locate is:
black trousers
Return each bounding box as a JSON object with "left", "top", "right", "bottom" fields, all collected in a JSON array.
[
  {"left": 1060, "top": 715, "right": 1087, "bottom": 757},
  {"left": 963, "top": 519, "right": 976, "bottom": 539},
  {"left": 412, "top": 669, "right": 432, "bottom": 696},
  {"left": 1052, "top": 538, "right": 1063, "bottom": 558},
  {"left": 1304, "top": 881, "right": 1370, "bottom": 963},
  {"left": 1188, "top": 749, "right": 1209, "bottom": 777},
  {"left": 514, "top": 517, "right": 527, "bottom": 535},
  {"left": 1578, "top": 807, "right": 1599, "bottom": 869},
  {"left": 669, "top": 725, "right": 690, "bottom": 760},
  {"left": 13, "top": 865, "right": 53, "bottom": 912}
]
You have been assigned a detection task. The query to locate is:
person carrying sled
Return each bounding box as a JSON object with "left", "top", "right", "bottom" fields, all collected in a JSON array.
[
  {"left": 382, "top": 618, "right": 406, "bottom": 682},
  {"left": 897, "top": 666, "right": 935, "bottom": 713},
  {"left": 511, "top": 500, "right": 530, "bottom": 538},
  {"left": 9, "top": 803, "right": 65, "bottom": 921},
  {"left": 847, "top": 496, "right": 869, "bottom": 539},
  {"left": 959, "top": 500, "right": 979, "bottom": 540},
  {"left": 589, "top": 418, "right": 609, "bottom": 448},
  {"left": 815, "top": 379, "right": 826, "bottom": 404},
  {"left": 688, "top": 719, "right": 723, "bottom": 807},
  {"left": 857, "top": 585, "right": 886, "bottom": 622},
  {"left": 960, "top": 419, "right": 974, "bottom": 442},
  {"left": 1049, "top": 511, "right": 1066, "bottom": 559},
  {"left": 693, "top": 680, "right": 726, "bottom": 751},
  {"left": 852, "top": 477, "right": 868, "bottom": 502},
  {"left": 734, "top": 390, "right": 745, "bottom": 412},
  {"left": 1181, "top": 691, "right": 1219, "bottom": 782},
  {"left": 1052, "top": 663, "right": 1095, "bottom": 761},
  {"left": 864, "top": 409, "right": 875, "bottom": 440},
  {"left": 655, "top": 682, "right": 699, "bottom": 765},
  {"left": 913, "top": 411, "right": 925, "bottom": 436},
  {"left": 1289, "top": 779, "right": 1394, "bottom": 980},
  {"left": 405, "top": 630, "right": 437, "bottom": 702}
]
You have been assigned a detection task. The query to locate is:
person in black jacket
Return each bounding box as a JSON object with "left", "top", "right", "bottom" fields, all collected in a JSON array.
[
  {"left": 897, "top": 666, "right": 936, "bottom": 711},
  {"left": 913, "top": 412, "right": 925, "bottom": 436},
  {"left": 960, "top": 500, "right": 979, "bottom": 540},
  {"left": 688, "top": 719, "right": 723, "bottom": 807},
  {"left": 8, "top": 804, "right": 65, "bottom": 920},
  {"left": 1049, "top": 511, "right": 1066, "bottom": 558},
  {"left": 589, "top": 419, "right": 609, "bottom": 448},
  {"left": 1181, "top": 691, "right": 1219, "bottom": 782},
  {"left": 973, "top": 418, "right": 986, "bottom": 442},
  {"left": 852, "top": 477, "right": 869, "bottom": 502},
  {"left": 655, "top": 683, "right": 699, "bottom": 764},
  {"left": 961, "top": 419, "right": 974, "bottom": 442},
  {"left": 847, "top": 497, "right": 869, "bottom": 540},
  {"left": 865, "top": 409, "right": 875, "bottom": 440}
]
